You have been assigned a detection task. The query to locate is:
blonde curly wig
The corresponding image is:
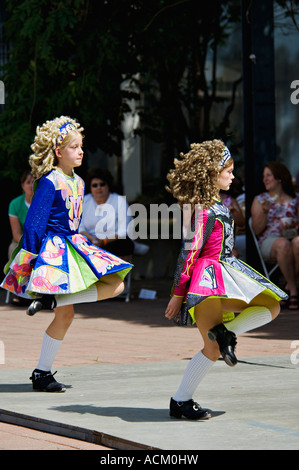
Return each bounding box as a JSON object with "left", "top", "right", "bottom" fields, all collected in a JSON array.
[
  {"left": 29, "top": 116, "right": 84, "bottom": 179},
  {"left": 166, "top": 139, "right": 233, "bottom": 209}
]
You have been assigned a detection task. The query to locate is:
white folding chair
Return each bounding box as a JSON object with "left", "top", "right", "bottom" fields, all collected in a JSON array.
[
  {"left": 5, "top": 291, "right": 11, "bottom": 304},
  {"left": 248, "top": 217, "right": 279, "bottom": 279},
  {"left": 123, "top": 269, "right": 132, "bottom": 303},
  {"left": 117, "top": 244, "right": 149, "bottom": 302},
  {"left": 117, "top": 257, "right": 132, "bottom": 303}
]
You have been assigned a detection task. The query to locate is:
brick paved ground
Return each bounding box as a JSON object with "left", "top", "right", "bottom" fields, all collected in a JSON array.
[{"left": 1, "top": 278, "right": 298, "bottom": 449}]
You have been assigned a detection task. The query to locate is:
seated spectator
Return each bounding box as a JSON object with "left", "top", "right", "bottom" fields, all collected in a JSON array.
[
  {"left": 8, "top": 170, "right": 34, "bottom": 258},
  {"left": 79, "top": 168, "right": 134, "bottom": 260},
  {"left": 7, "top": 170, "right": 34, "bottom": 305},
  {"left": 251, "top": 161, "right": 299, "bottom": 310},
  {"left": 220, "top": 189, "right": 246, "bottom": 260}
]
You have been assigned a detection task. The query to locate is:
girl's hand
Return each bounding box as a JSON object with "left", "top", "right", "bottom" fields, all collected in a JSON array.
[
  {"left": 91, "top": 238, "right": 106, "bottom": 248},
  {"left": 165, "top": 296, "right": 184, "bottom": 320}
]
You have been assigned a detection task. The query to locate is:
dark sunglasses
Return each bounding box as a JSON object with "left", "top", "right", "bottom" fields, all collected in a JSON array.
[{"left": 91, "top": 182, "right": 107, "bottom": 188}]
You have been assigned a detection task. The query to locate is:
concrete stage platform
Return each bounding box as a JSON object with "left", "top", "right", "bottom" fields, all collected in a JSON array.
[
  {"left": 1, "top": 281, "right": 299, "bottom": 451},
  {"left": 0, "top": 355, "right": 298, "bottom": 450}
]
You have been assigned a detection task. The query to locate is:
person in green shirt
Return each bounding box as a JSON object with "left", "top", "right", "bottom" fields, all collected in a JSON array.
[{"left": 8, "top": 170, "right": 34, "bottom": 257}]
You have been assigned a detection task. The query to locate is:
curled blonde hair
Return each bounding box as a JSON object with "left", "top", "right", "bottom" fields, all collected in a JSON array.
[
  {"left": 166, "top": 139, "right": 233, "bottom": 209},
  {"left": 29, "top": 116, "right": 84, "bottom": 179}
]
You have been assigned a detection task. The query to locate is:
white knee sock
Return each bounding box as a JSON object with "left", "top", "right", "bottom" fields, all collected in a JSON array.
[
  {"left": 36, "top": 332, "right": 63, "bottom": 372},
  {"left": 173, "top": 351, "right": 214, "bottom": 402},
  {"left": 225, "top": 306, "right": 272, "bottom": 337},
  {"left": 55, "top": 284, "right": 98, "bottom": 308}
]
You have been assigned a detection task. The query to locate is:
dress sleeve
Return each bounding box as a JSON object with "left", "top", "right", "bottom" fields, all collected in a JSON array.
[
  {"left": 22, "top": 177, "right": 56, "bottom": 255},
  {"left": 173, "top": 209, "right": 215, "bottom": 297},
  {"left": 78, "top": 195, "right": 90, "bottom": 234}
]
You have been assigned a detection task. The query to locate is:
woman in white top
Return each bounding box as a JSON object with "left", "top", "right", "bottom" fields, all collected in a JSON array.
[{"left": 79, "top": 168, "right": 134, "bottom": 259}]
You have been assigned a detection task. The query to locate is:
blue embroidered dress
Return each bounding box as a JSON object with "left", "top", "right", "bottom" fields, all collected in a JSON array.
[{"left": 2, "top": 169, "right": 132, "bottom": 298}]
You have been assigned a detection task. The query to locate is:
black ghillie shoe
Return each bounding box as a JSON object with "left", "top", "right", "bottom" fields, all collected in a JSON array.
[
  {"left": 30, "top": 369, "right": 66, "bottom": 392},
  {"left": 170, "top": 398, "right": 211, "bottom": 420},
  {"left": 207, "top": 323, "right": 237, "bottom": 367},
  {"left": 26, "top": 295, "right": 57, "bottom": 316}
]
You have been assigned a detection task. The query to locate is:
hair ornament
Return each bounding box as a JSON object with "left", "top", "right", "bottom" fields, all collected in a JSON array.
[
  {"left": 219, "top": 146, "right": 231, "bottom": 168},
  {"left": 56, "top": 122, "right": 76, "bottom": 147}
]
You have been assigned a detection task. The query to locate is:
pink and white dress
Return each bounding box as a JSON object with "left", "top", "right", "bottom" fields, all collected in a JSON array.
[{"left": 172, "top": 200, "right": 287, "bottom": 325}]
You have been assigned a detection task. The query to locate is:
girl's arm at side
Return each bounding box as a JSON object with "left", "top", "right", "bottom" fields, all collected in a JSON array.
[
  {"left": 165, "top": 295, "right": 184, "bottom": 319},
  {"left": 173, "top": 209, "right": 212, "bottom": 297}
]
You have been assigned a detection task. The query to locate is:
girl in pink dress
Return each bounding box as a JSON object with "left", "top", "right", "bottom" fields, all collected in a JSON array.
[{"left": 165, "top": 140, "right": 287, "bottom": 420}]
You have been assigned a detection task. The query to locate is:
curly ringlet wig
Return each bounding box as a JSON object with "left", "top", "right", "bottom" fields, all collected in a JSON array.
[
  {"left": 166, "top": 139, "right": 233, "bottom": 209},
  {"left": 29, "top": 116, "right": 84, "bottom": 179}
]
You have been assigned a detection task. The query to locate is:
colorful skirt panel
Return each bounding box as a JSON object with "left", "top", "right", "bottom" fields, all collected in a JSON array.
[
  {"left": 2, "top": 233, "right": 132, "bottom": 297},
  {"left": 175, "top": 256, "right": 287, "bottom": 325}
]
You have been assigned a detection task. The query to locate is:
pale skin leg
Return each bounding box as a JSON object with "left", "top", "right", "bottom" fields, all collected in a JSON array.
[
  {"left": 166, "top": 293, "right": 280, "bottom": 362},
  {"left": 270, "top": 237, "right": 298, "bottom": 296},
  {"left": 193, "top": 298, "right": 223, "bottom": 361},
  {"left": 46, "top": 273, "right": 124, "bottom": 340},
  {"left": 195, "top": 293, "right": 280, "bottom": 361}
]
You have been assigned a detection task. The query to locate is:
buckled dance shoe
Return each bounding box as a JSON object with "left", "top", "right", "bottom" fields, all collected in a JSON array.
[
  {"left": 30, "top": 369, "right": 66, "bottom": 392},
  {"left": 207, "top": 323, "right": 237, "bottom": 367},
  {"left": 26, "top": 295, "right": 57, "bottom": 316},
  {"left": 170, "top": 398, "right": 211, "bottom": 420}
]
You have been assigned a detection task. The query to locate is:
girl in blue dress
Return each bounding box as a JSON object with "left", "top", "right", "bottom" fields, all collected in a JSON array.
[{"left": 2, "top": 116, "right": 132, "bottom": 392}]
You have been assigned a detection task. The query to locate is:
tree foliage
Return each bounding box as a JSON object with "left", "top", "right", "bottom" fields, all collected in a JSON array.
[{"left": 0, "top": 0, "right": 243, "bottom": 182}]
